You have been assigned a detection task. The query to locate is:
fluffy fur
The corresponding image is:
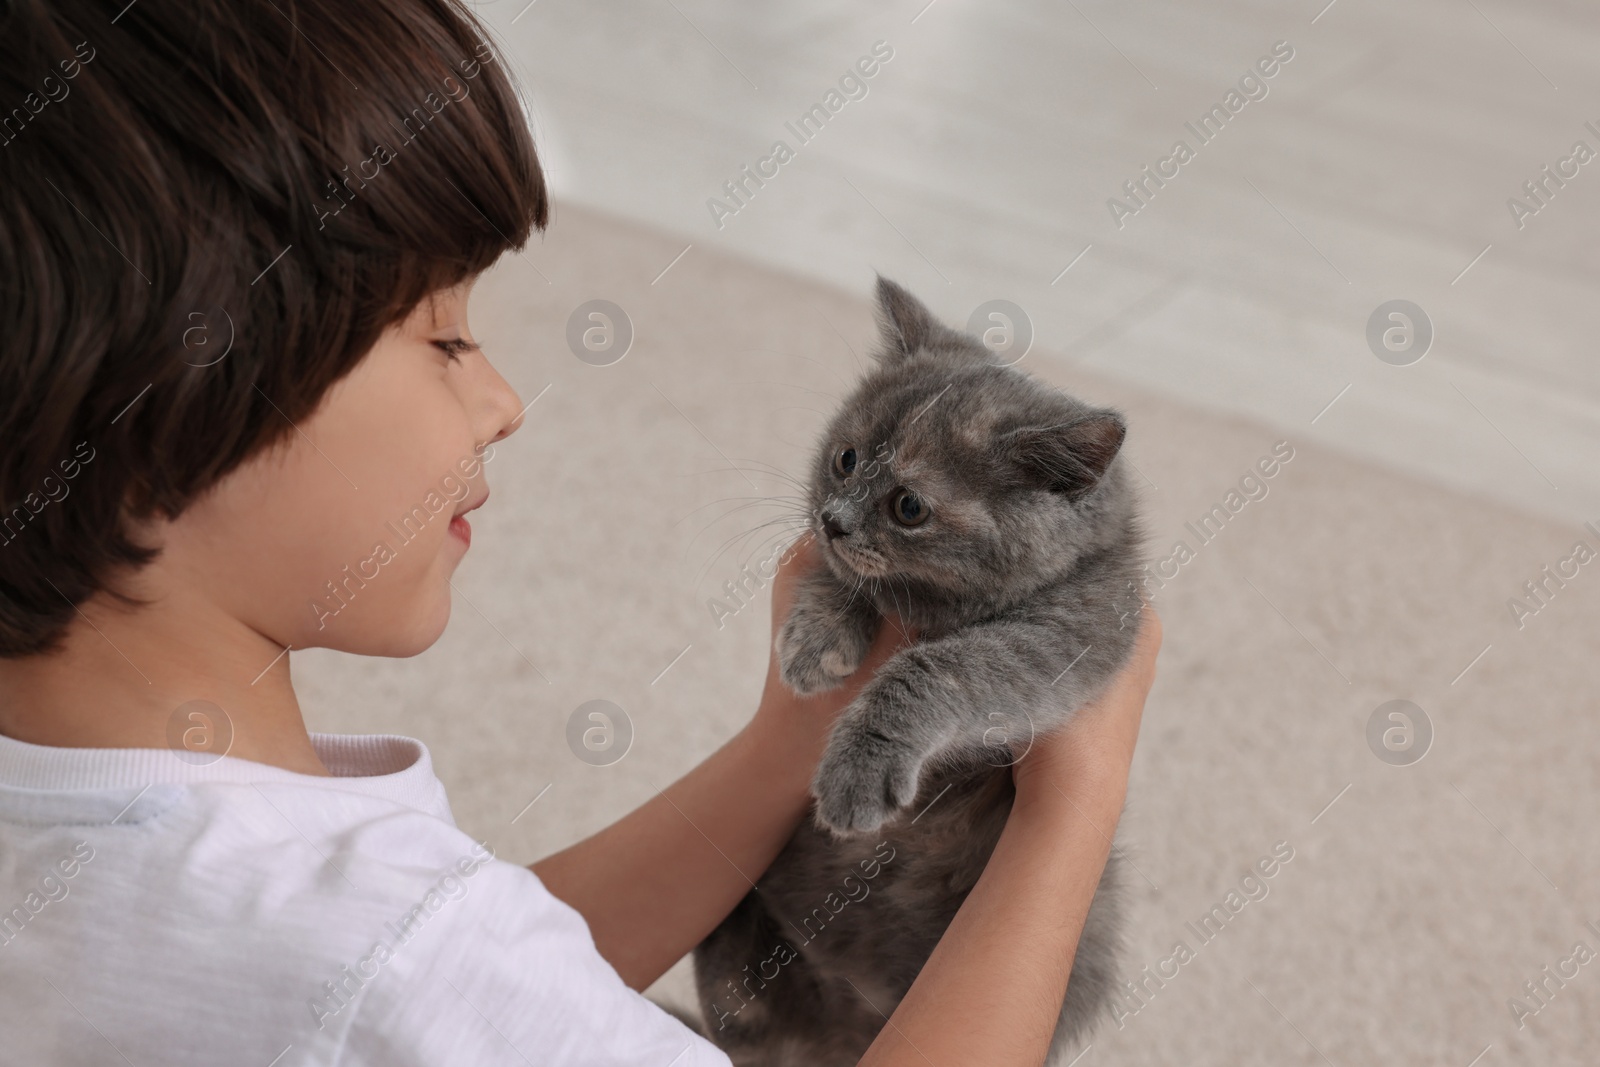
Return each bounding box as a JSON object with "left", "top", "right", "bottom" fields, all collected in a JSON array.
[{"left": 692, "top": 277, "right": 1147, "bottom": 1065}]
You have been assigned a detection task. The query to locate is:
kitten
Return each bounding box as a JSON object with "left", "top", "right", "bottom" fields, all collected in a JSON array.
[{"left": 692, "top": 276, "right": 1147, "bottom": 1066}]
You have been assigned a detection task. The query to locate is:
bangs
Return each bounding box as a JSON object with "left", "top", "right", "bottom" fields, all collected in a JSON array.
[{"left": 297, "top": 0, "right": 549, "bottom": 322}]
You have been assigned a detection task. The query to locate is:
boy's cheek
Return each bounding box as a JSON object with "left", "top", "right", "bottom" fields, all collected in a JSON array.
[
  {"left": 287, "top": 499, "right": 461, "bottom": 655},
  {"left": 265, "top": 441, "right": 479, "bottom": 654},
  {"left": 231, "top": 336, "right": 480, "bottom": 653},
  {"left": 196, "top": 451, "right": 459, "bottom": 656}
]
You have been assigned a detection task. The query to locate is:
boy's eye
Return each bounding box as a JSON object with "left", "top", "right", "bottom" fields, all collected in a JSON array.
[{"left": 434, "top": 338, "right": 479, "bottom": 362}]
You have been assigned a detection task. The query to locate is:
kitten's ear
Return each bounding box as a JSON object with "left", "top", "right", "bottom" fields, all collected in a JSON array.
[
  {"left": 872, "top": 275, "right": 957, "bottom": 364},
  {"left": 1001, "top": 411, "right": 1126, "bottom": 500}
]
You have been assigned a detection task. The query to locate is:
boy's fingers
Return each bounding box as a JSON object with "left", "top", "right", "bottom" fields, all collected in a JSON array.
[
  {"left": 769, "top": 534, "right": 820, "bottom": 629},
  {"left": 1065, "top": 605, "right": 1162, "bottom": 750},
  {"left": 1125, "top": 604, "right": 1163, "bottom": 688},
  {"left": 863, "top": 612, "right": 916, "bottom": 667}
]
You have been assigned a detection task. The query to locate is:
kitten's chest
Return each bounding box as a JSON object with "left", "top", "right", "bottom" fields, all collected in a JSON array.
[{"left": 865, "top": 585, "right": 1007, "bottom": 636}]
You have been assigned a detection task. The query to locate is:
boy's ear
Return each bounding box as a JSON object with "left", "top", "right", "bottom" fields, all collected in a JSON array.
[
  {"left": 1000, "top": 411, "right": 1127, "bottom": 500},
  {"left": 872, "top": 274, "right": 958, "bottom": 364}
]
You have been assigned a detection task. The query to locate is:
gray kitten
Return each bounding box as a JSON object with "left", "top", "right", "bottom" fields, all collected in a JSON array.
[{"left": 692, "top": 277, "right": 1146, "bottom": 1066}]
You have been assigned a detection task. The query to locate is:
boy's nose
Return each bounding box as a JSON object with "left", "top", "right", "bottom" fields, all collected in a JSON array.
[{"left": 482, "top": 371, "right": 527, "bottom": 445}]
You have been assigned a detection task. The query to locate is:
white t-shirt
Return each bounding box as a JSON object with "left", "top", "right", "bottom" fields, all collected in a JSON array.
[{"left": 0, "top": 729, "right": 731, "bottom": 1066}]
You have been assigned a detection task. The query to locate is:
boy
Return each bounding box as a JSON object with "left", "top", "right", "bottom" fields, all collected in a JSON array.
[{"left": 0, "top": 1, "right": 1159, "bottom": 1063}]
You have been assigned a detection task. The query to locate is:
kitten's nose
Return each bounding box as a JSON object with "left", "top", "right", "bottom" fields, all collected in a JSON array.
[{"left": 821, "top": 512, "right": 848, "bottom": 541}]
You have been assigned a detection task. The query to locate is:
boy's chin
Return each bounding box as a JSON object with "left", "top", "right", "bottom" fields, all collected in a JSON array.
[
  {"left": 383, "top": 600, "right": 454, "bottom": 658},
  {"left": 312, "top": 591, "right": 453, "bottom": 658}
]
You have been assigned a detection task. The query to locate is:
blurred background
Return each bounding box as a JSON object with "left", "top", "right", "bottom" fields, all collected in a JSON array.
[{"left": 298, "top": 2, "right": 1600, "bottom": 1063}]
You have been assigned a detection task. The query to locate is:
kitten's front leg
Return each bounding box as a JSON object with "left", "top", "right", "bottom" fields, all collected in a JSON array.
[
  {"left": 812, "top": 621, "right": 1103, "bottom": 835},
  {"left": 810, "top": 642, "right": 958, "bottom": 835},
  {"left": 774, "top": 562, "right": 881, "bottom": 695}
]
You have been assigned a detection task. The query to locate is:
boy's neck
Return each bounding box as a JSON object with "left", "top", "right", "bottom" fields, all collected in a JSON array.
[{"left": 0, "top": 590, "right": 331, "bottom": 777}]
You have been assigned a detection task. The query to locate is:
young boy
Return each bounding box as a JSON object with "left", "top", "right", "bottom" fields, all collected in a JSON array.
[{"left": 0, "top": 1, "right": 1160, "bottom": 1063}]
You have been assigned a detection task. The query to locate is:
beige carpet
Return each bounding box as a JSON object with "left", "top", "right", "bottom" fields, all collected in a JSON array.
[{"left": 295, "top": 202, "right": 1600, "bottom": 1066}]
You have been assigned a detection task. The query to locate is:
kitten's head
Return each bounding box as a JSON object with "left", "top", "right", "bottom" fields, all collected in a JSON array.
[{"left": 806, "top": 276, "right": 1136, "bottom": 608}]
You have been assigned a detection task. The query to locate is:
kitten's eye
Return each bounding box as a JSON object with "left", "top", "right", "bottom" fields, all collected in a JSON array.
[
  {"left": 834, "top": 446, "right": 858, "bottom": 476},
  {"left": 891, "top": 489, "right": 929, "bottom": 526}
]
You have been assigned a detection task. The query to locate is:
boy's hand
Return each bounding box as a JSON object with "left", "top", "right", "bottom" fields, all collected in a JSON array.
[
  {"left": 1011, "top": 604, "right": 1162, "bottom": 805},
  {"left": 751, "top": 534, "right": 917, "bottom": 760}
]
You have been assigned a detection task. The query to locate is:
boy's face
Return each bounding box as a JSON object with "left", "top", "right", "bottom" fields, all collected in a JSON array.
[{"left": 154, "top": 278, "right": 524, "bottom": 657}]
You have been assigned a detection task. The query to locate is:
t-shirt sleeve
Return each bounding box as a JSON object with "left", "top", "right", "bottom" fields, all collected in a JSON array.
[{"left": 337, "top": 856, "right": 733, "bottom": 1067}]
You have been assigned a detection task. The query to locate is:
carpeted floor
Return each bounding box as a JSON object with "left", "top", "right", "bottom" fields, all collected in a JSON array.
[{"left": 295, "top": 202, "right": 1600, "bottom": 1066}]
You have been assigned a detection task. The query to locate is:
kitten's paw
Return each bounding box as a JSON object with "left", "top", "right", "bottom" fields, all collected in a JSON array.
[
  {"left": 811, "top": 714, "right": 924, "bottom": 836},
  {"left": 776, "top": 611, "right": 870, "bottom": 695}
]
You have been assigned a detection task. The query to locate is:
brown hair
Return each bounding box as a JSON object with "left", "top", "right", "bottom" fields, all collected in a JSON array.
[{"left": 0, "top": 0, "right": 549, "bottom": 655}]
